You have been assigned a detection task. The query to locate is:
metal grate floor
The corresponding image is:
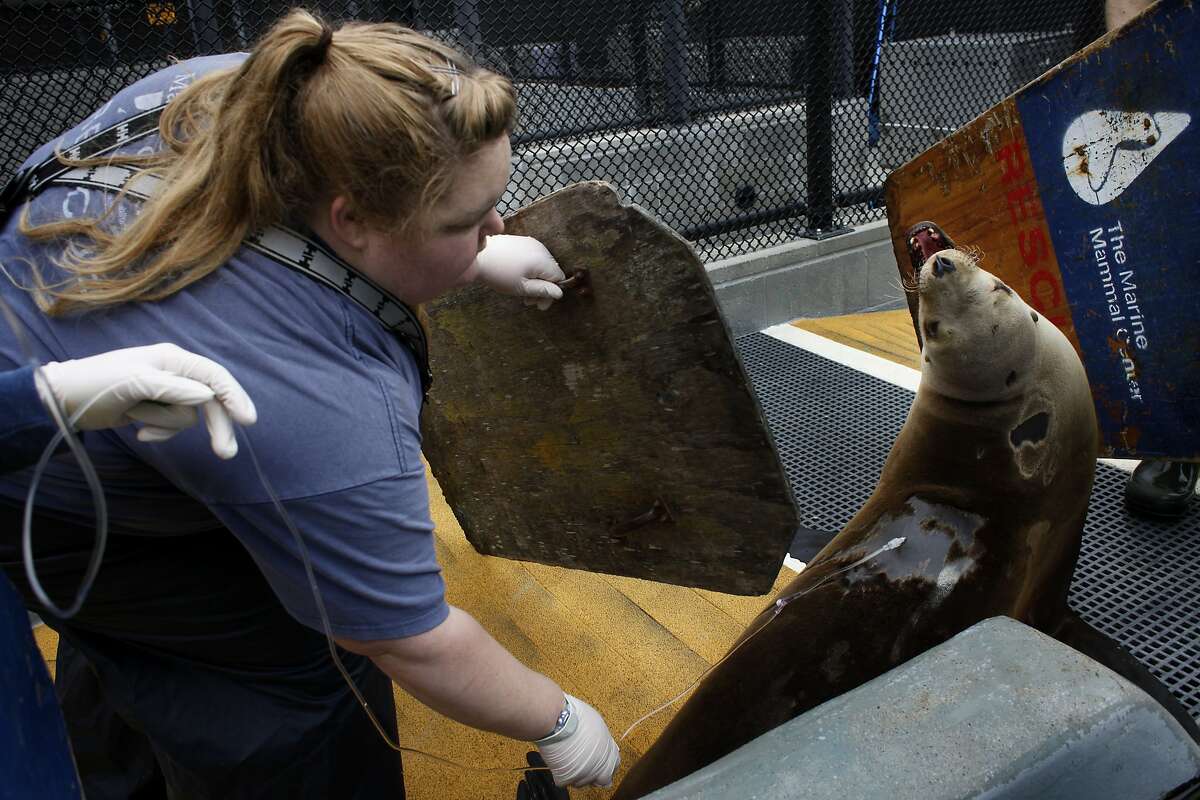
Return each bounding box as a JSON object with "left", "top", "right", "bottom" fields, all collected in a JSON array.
[{"left": 736, "top": 331, "right": 1200, "bottom": 721}]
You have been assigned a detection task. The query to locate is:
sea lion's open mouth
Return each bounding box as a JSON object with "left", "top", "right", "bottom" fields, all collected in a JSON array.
[{"left": 906, "top": 221, "right": 957, "bottom": 273}]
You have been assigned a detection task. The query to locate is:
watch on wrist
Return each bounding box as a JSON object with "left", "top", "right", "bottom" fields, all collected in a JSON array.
[{"left": 534, "top": 696, "right": 576, "bottom": 744}]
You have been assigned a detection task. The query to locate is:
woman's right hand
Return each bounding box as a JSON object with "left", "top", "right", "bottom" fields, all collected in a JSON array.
[{"left": 338, "top": 609, "right": 621, "bottom": 787}]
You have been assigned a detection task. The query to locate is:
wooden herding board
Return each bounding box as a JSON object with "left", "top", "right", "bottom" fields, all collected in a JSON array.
[
  {"left": 885, "top": 0, "right": 1199, "bottom": 460},
  {"left": 420, "top": 182, "right": 799, "bottom": 595}
]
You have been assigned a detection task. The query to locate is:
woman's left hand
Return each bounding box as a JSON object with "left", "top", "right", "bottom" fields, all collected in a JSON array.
[{"left": 474, "top": 235, "right": 565, "bottom": 310}]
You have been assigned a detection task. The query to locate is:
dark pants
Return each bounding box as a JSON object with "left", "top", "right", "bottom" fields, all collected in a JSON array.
[{"left": 1, "top": 502, "right": 405, "bottom": 800}]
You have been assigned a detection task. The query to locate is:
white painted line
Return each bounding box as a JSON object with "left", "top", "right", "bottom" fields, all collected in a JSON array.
[
  {"left": 760, "top": 323, "right": 921, "bottom": 392},
  {"left": 767, "top": 323, "right": 915, "bottom": 575},
  {"left": 782, "top": 555, "right": 806, "bottom": 573}
]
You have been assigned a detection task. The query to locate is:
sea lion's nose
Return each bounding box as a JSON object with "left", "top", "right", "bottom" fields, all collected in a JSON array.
[{"left": 933, "top": 254, "right": 957, "bottom": 278}]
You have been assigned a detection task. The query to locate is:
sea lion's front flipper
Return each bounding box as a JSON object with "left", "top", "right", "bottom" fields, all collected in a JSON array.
[{"left": 1053, "top": 612, "right": 1200, "bottom": 745}]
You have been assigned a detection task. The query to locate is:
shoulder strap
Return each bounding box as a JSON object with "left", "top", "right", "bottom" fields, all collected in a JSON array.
[
  {"left": 0, "top": 106, "right": 432, "bottom": 395},
  {"left": 0, "top": 104, "right": 163, "bottom": 218}
]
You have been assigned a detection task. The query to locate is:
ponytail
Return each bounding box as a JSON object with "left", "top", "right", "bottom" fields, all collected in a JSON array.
[{"left": 22, "top": 9, "right": 516, "bottom": 315}]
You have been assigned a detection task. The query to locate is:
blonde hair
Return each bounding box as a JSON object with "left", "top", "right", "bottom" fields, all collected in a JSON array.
[{"left": 23, "top": 8, "right": 516, "bottom": 315}]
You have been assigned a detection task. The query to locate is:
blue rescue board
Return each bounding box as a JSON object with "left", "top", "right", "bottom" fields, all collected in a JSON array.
[{"left": 1017, "top": 1, "right": 1199, "bottom": 457}]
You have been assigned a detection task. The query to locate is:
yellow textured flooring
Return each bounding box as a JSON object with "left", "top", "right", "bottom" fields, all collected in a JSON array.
[
  {"left": 32, "top": 309, "right": 921, "bottom": 799},
  {"left": 793, "top": 308, "right": 921, "bottom": 371}
]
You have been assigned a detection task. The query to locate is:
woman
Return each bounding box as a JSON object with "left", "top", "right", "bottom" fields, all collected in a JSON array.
[{"left": 0, "top": 9, "right": 619, "bottom": 798}]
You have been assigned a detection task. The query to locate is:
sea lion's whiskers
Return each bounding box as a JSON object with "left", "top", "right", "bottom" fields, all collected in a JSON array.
[{"left": 962, "top": 244, "right": 985, "bottom": 266}]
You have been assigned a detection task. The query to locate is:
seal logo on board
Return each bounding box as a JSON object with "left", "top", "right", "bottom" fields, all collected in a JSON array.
[{"left": 1062, "top": 109, "right": 1190, "bottom": 205}]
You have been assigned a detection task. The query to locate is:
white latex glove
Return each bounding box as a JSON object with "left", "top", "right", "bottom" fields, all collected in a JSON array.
[
  {"left": 35, "top": 343, "right": 257, "bottom": 459},
  {"left": 533, "top": 694, "right": 620, "bottom": 788},
  {"left": 474, "top": 234, "right": 565, "bottom": 310}
]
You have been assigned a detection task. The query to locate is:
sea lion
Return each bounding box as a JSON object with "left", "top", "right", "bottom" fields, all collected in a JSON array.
[{"left": 613, "top": 238, "right": 1199, "bottom": 799}]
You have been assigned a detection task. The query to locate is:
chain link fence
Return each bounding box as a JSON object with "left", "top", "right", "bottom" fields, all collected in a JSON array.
[{"left": 1, "top": 0, "right": 1103, "bottom": 260}]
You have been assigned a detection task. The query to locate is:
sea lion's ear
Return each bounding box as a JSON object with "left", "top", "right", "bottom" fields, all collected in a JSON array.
[
  {"left": 1010, "top": 412, "right": 1051, "bottom": 447},
  {"left": 1011, "top": 406, "right": 1055, "bottom": 481}
]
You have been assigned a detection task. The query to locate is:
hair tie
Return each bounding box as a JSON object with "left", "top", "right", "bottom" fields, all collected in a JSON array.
[{"left": 314, "top": 25, "right": 333, "bottom": 62}]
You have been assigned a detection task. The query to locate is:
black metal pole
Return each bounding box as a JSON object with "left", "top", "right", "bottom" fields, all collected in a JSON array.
[
  {"left": 802, "top": 0, "right": 851, "bottom": 239},
  {"left": 705, "top": 6, "right": 726, "bottom": 90},
  {"left": 832, "top": 0, "right": 854, "bottom": 99},
  {"left": 630, "top": 5, "right": 654, "bottom": 118},
  {"left": 660, "top": 0, "right": 691, "bottom": 125}
]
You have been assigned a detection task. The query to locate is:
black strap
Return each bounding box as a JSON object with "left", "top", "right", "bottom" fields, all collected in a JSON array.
[
  {"left": 0, "top": 106, "right": 432, "bottom": 394},
  {"left": 0, "top": 106, "right": 163, "bottom": 219}
]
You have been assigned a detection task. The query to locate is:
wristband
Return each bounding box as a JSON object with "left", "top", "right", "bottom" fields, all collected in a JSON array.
[{"left": 533, "top": 696, "right": 577, "bottom": 744}]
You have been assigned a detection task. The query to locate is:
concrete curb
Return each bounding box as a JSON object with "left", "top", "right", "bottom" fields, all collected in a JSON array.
[{"left": 707, "top": 219, "right": 906, "bottom": 335}]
